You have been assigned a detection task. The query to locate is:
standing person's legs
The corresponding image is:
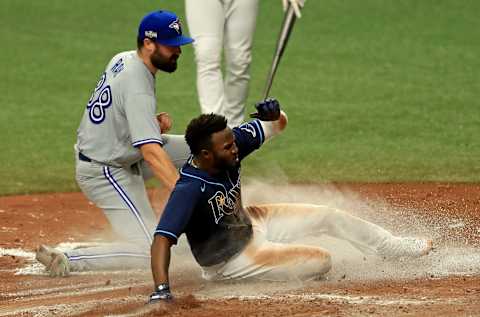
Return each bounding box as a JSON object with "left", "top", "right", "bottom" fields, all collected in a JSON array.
[
  {"left": 223, "top": 0, "right": 259, "bottom": 127},
  {"left": 186, "top": 0, "right": 226, "bottom": 116}
]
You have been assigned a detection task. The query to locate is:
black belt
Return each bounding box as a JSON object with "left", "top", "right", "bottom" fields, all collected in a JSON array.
[{"left": 78, "top": 152, "right": 92, "bottom": 162}]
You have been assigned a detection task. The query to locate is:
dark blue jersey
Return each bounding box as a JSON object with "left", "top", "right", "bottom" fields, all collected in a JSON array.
[{"left": 154, "top": 120, "right": 265, "bottom": 266}]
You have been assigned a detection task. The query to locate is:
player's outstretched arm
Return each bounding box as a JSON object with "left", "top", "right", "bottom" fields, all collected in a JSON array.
[
  {"left": 150, "top": 235, "right": 174, "bottom": 303},
  {"left": 140, "top": 143, "right": 179, "bottom": 191}
]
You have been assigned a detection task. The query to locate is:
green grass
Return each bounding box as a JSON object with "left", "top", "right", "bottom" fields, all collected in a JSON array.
[{"left": 1, "top": 0, "right": 479, "bottom": 195}]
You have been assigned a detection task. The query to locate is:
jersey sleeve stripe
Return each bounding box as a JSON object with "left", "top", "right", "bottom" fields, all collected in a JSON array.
[
  {"left": 132, "top": 138, "right": 164, "bottom": 147},
  {"left": 253, "top": 119, "right": 265, "bottom": 144},
  {"left": 154, "top": 229, "right": 178, "bottom": 240}
]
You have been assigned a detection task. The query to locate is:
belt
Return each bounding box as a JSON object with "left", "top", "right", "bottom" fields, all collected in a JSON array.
[{"left": 78, "top": 152, "right": 92, "bottom": 162}]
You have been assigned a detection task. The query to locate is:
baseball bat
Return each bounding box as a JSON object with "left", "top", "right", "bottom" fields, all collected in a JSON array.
[{"left": 262, "top": 3, "right": 298, "bottom": 100}]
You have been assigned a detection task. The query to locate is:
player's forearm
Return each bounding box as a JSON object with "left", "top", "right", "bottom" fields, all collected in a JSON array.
[
  {"left": 151, "top": 235, "right": 172, "bottom": 287},
  {"left": 150, "top": 159, "right": 179, "bottom": 191},
  {"left": 260, "top": 111, "right": 288, "bottom": 140},
  {"left": 140, "top": 144, "right": 179, "bottom": 190}
]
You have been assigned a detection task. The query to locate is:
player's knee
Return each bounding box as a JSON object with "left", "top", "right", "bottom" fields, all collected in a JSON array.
[
  {"left": 193, "top": 38, "right": 222, "bottom": 67},
  {"left": 226, "top": 49, "right": 252, "bottom": 74},
  {"left": 297, "top": 250, "right": 332, "bottom": 280}
]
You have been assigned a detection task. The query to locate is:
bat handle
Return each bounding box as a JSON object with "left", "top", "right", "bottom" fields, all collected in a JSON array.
[{"left": 262, "top": 4, "right": 297, "bottom": 101}]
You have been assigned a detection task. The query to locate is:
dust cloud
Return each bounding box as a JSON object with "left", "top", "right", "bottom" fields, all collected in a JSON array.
[
  {"left": 181, "top": 179, "right": 480, "bottom": 299},
  {"left": 14, "top": 180, "right": 479, "bottom": 300}
]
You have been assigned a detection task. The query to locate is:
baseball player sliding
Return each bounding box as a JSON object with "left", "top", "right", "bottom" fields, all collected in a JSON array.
[
  {"left": 35, "top": 10, "right": 194, "bottom": 276},
  {"left": 185, "top": 0, "right": 305, "bottom": 127},
  {"left": 149, "top": 99, "right": 433, "bottom": 302}
]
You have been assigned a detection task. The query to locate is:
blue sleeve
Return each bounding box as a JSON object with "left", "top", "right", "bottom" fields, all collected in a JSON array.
[
  {"left": 153, "top": 179, "right": 201, "bottom": 244},
  {"left": 232, "top": 119, "right": 265, "bottom": 161}
]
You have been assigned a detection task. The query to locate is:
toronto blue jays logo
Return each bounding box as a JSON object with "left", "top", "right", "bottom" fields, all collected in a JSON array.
[
  {"left": 207, "top": 178, "right": 241, "bottom": 224},
  {"left": 169, "top": 19, "right": 181, "bottom": 34}
]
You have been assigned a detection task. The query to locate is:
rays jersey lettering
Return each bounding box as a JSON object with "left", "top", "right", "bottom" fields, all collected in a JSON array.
[
  {"left": 207, "top": 176, "right": 241, "bottom": 224},
  {"left": 154, "top": 119, "right": 266, "bottom": 266}
]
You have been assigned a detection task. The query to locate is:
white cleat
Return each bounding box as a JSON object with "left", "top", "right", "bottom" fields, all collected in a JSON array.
[
  {"left": 379, "top": 237, "right": 433, "bottom": 259},
  {"left": 35, "top": 244, "right": 70, "bottom": 277}
]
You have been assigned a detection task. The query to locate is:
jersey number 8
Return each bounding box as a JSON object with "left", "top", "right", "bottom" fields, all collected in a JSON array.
[{"left": 86, "top": 72, "right": 112, "bottom": 124}]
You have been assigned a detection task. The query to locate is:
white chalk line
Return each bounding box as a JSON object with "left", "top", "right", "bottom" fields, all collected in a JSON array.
[
  {"left": 214, "top": 293, "right": 464, "bottom": 306},
  {"left": 0, "top": 248, "right": 35, "bottom": 259},
  {"left": 105, "top": 305, "right": 157, "bottom": 317},
  {"left": 0, "top": 295, "right": 145, "bottom": 317},
  {"left": 2, "top": 281, "right": 150, "bottom": 303},
  {"left": 2, "top": 279, "right": 144, "bottom": 299},
  {"left": 0, "top": 293, "right": 466, "bottom": 317},
  {"left": 14, "top": 263, "right": 149, "bottom": 276}
]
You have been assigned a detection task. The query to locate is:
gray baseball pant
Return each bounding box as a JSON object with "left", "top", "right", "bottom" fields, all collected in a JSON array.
[{"left": 68, "top": 135, "right": 189, "bottom": 271}]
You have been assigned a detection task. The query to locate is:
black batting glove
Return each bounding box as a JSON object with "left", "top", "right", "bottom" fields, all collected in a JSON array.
[
  {"left": 249, "top": 98, "right": 281, "bottom": 121},
  {"left": 148, "top": 283, "right": 173, "bottom": 303}
]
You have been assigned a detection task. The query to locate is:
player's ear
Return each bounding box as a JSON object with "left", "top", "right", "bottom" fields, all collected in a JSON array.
[
  {"left": 199, "top": 149, "right": 211, "bottom": 160},
  {"left": 144, "top": 38, "right": 156, "bottom": 53}
]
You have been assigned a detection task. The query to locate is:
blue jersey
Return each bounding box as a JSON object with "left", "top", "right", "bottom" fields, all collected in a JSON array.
[{"left": 154, "top": 120, "right": 265, "bottom": 266}]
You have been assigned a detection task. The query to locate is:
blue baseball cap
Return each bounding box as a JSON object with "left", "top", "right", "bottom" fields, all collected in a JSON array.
[{"left": 138, "top": 10, "right": 194, "bottom": 46}]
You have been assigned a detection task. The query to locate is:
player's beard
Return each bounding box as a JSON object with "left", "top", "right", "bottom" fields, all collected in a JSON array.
[
  {"left": 151, "top": 48, "right": 178, "bottom": 73},
  {"left": 213, "top": 152, "right": 240, "bottom": 170}
]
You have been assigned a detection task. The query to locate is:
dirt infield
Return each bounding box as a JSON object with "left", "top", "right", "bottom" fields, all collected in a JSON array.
[{"left": 1, "top": 183, "right": 480, "bottom": 316}]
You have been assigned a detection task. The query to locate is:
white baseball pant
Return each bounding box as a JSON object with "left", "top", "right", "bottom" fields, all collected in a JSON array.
[
  {"left": 201, "top": 203, "right": 398, "bottom": 281},
  {"left": 185, "top": 0, "right": 259, "bottom": 127},
  {"left": 69, "top": 135, "right": 189, "bottom": 271}
]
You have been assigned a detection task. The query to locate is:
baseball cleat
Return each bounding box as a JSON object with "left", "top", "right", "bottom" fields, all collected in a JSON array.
[
  {"left": 379, "top": 237, "right": 433, "bottom": 259},
  {"left": 35, "top": 245, "right": 53, "bottom": 267},
  {"left": 35, "top": 244, "right": 70, "bottom": 277}
]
